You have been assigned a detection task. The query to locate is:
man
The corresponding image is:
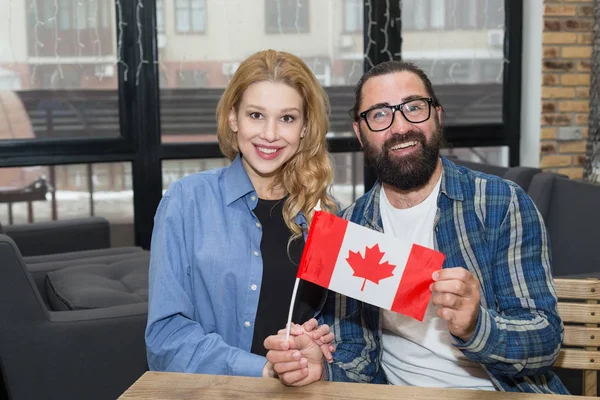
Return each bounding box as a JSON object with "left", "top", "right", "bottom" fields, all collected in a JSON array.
[{"left": 264, "top": 60, "right": 568, "bottom": 394}]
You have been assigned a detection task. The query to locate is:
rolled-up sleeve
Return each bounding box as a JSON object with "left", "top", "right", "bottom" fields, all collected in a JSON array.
[{"left": 455, "top": 187, "right": 563, "bottom": 378}]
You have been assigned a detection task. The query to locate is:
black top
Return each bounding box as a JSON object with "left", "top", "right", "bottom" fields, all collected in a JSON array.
[{"left": 250, "top": 197, "right": 326, "bottom": 357}]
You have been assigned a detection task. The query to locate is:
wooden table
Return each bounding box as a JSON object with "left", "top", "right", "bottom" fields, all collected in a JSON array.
[{"left": 120, "top": 371, "right": 594, "bottom": 399}]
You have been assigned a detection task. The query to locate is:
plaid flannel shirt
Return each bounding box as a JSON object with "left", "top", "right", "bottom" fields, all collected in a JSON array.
[{"left": 322, "top": 157, "right": 569, "bottom": 394}]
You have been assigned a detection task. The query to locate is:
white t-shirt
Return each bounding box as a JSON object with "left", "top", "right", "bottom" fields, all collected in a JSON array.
[{"left": 379, "top": 179, "right": 495, "bottom": 390}]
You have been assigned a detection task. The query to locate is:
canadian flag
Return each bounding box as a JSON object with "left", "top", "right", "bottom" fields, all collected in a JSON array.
[{"left": 297, "top": 210, "right": 445, "bottom": 321}]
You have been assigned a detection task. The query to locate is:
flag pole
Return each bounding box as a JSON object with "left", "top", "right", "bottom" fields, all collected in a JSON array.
[
  {"left": 284, "top": 277, "right": 300, "bottom": 341},
  {"left": 285, "top": 199, "right": 322, "bottom": 341}
]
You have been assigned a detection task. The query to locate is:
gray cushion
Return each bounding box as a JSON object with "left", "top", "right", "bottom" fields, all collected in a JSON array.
[
  {"left": 0, "top": 220, "right": 4, "bottom": 234},
  {"left": 25, "top": 246, "right": 143, "bottom": 265},
  {"left": 45, "top": 254, "right": 149, "bottom": 311}
]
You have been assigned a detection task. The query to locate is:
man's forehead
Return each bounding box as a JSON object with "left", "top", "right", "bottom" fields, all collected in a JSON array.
[{"left": 363, "top": 71, "right": 427, "bottom": 97}]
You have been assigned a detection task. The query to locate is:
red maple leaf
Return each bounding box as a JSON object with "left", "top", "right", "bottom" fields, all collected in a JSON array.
[{"left": 346, "top": 244, "right": 396, "bottom": 291}]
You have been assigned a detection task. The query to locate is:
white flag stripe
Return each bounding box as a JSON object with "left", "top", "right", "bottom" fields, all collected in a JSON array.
[{"left": 327, "top": 222, "right": 413, "bottom": 310}]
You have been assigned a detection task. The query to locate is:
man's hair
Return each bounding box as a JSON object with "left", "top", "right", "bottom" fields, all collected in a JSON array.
[{"left": 350, "top": 60, "right": 442, "bottom": 121}]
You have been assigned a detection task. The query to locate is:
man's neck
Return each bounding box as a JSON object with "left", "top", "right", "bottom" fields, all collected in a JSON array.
[{"left": 382, "top": 158, "right": 443, "bottom": 209}]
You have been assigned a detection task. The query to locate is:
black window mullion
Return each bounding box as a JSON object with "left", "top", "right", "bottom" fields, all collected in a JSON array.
[
  {"left": 117, "top": 0, "right": 162, "bottom": 249},
  {"left": 363, "top": 0, "right": 402, "bottom": 192},
  {"left": 504, "top": 0, "right": 523, "bottom": 166}
]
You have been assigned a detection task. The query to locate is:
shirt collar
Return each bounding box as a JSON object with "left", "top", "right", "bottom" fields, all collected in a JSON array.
[
  {"left": 222, "top": 154, "right": 256, "bottom": 206},
  {"left": 439, "top": 156, "right": 465, "bottom": 202}
]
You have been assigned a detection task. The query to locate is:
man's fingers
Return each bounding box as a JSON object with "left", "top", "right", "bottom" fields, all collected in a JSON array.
[
  {"left": 310, "top": 324, "right": 331, "bottom": 341},
  {"left": 320, "top": 343, "right": 333, "bottom": 363},
  {"left": 266, "top": 349, "right": 302, "bottom": 364},
  {"left": 432, "top": 292, "right": 462, "bottom": 310},
  {"left": 432, "top": 267, "right": 472, "bottom": 283},
  {"left": 278, "top": 368, "right": 310, "bottom": 386},
  {"left": 302, "top": 318, "right": 318, "bottom": 332},
  {"left": 430, "top": 280, "right": 468, "bottom": 296},
  {"left": 436, "top": 306, "right": 456, "bottom": 323},
  {"left": 272, "top": 358, "right": 308, "bottom": 375},
  {"left": 314, "top": 332, "right": 334, "bottom": 346}
]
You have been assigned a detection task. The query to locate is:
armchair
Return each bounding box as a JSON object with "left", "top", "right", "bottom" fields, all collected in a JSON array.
[{"left": 0, "top": 235, "right": 148, "bottom": 400}]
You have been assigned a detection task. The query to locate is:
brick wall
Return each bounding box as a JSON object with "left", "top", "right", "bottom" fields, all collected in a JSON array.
[{"left": 541, "top": 0, "right": 593, "bottom": 179}]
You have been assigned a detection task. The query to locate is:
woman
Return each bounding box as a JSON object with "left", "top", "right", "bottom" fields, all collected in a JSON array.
[{"left": 145, "top": 50, "right": 338, "bottom": 378}]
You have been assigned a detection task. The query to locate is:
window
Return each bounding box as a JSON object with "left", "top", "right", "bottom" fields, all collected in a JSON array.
[
  {"left": 265, "top": 0, "right": 309, "bottom": 34},
  {"left": 402, "top": 0, "right": 503, "bottom": 31},
  {"left": 175, "top": 0, "right": 207, "bottom": 34},
  {"left": 343, "top": 0, "right": 362, "bottom": 33},
  {"left": 157, "top": 0, "right": 165, "bottom": 33}
]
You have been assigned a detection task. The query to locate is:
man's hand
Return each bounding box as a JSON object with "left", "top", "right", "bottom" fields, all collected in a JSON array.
[
  {"left": 431, "top": 267, "right": 481, "bottom": 342},
  {"left": 264, "top": 333, "right": 325, "bottom": 386},
  {"left": 280, "top": 318, "right": 335, "bottom": 363}
]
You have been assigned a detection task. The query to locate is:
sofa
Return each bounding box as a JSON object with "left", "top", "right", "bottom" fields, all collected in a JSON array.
[{"left": 0, "top": 218, "right": 150, "bottom": 400}]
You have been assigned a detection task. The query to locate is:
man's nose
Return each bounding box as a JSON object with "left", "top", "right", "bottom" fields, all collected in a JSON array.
[{"left": 389, "top": 109, "right": 411, "bottom": 135}]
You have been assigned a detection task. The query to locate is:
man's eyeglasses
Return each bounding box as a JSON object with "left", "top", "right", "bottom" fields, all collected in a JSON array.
[{"left": 356, "top": 97, "right": 434, "bottom": 132}]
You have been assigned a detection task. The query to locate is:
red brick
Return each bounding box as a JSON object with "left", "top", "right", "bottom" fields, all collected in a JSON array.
[
  {"left": 542, "top": 114, "right": 573, "bottom": 126},
  {"left": 544, "top": 46, "right": 560, "bottom": 58},
  {"left": 545, "top": 5, "right": 578, "bottom": 15},
  {"left": 543, "top": 74, "right": 559, "bottom": 85},
  {"left": 541, "top": 142, "right": 557, "bottom": 155},
  {"left": 544, "top": 20, "right": 562, "bottom": 31},
  {"left": 542, "top": 102, "right": 558, "bottom": 113},
  {"left": 579, "top": 6, "right": 594, "bottom": 16},
  {"left": 543, "top": 60, "right": 575, "bottom": 71},
  {"left": 564, "top": 19, "right": 594, "bottom": 31},
  {"left": 540, "top": 155, "right": 572, "bottom": 168},
  {"left": 559, "top": 100, "right": 590, "bottom": 112}
]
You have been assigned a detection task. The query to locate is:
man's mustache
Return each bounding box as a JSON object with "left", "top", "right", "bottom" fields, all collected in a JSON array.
[{"left": 383, "top": 131, "right": 427, "bottom": 151}]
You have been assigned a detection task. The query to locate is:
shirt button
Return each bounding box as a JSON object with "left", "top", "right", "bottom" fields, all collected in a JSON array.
[
  {"left": 250, "top": 196, "right": 256, "bottom": 201},
  {"left": 251, "top": 284, "right": 257, "bottom": 291},
  {"left": 244, "top": 321, "right": 251, "bottom": 328},
  {"left": 253, "top": 251, "right": 259, "bottom": 257},
  {"left": 255, "top": 222, "right": 261, "bottom": 228}
]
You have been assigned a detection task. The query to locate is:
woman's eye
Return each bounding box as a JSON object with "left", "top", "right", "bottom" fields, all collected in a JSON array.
[
  {"left": 249, "top": 112, "right": 262, "bottom": 119},
  {"left": 281, "top": 115, "right": 295, "bottom": 123}
]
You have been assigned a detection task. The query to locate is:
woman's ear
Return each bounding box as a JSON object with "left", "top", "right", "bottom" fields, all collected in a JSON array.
[
  {"left": 300, "top": 126, "right": 306, "bottom": 138},
  {"left": 228, "top": 109, "right": 238, "bottom": 133}
]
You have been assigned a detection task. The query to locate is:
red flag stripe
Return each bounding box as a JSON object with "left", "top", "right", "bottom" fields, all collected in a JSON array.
[
  {"left": 390, "top": 244, "right": 446, "bottom": 321},
  {"left": 297, "top": 210, "right": 348, "bottom": 288}
]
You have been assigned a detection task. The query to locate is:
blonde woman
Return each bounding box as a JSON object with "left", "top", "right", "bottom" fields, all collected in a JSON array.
[{"left": 146, "top": 50, "right": 338, "bottom": 378}]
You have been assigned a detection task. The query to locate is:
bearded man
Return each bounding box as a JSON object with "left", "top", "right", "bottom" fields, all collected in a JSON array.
[{"left": 264, "top": 60, "right": 568, "bottom": 395}]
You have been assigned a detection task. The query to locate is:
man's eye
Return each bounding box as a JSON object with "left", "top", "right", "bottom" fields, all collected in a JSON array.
[
  {"left": 281, "top": 115, "right": 295, "bottom": 123},
  {"left": 371, "top": 109, "right": 389, "bottom": 119},
  {"left": 249, "top": 112, "right": 263, "bottom": 119}
]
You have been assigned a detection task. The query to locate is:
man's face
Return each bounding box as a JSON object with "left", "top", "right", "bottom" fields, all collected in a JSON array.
[{"left": 353, "top": 71, "right": 443, "bottom": 191}]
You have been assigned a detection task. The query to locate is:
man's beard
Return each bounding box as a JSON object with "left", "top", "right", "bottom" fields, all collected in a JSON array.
[{"left": 360, "top": 120, "right": 442, "bottom": 191}]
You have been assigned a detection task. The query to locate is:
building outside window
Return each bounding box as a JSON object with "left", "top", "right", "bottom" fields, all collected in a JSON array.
[
  {"left": 175, "top": 0, "right": 206, "bottom": 34},
  {"left": 343, "top": 0, "right": 362, "bottom": 33},
  {"left": 265, "top": 0, "right": 309, "bottom": 33}
]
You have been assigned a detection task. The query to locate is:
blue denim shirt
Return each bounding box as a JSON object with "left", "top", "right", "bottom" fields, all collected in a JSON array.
[{"left": 145, "top": 155, "right": 308, "bottom": 377}]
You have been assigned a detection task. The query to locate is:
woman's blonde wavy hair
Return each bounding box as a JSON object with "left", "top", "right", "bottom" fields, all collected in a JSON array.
[{"left": 216, "top": 49, "right": 338, "bottom": 240}]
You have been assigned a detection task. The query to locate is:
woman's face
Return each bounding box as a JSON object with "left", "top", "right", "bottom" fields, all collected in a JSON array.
[{"left": 229, "top": 81, "right": 305, "bottom": 184}]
